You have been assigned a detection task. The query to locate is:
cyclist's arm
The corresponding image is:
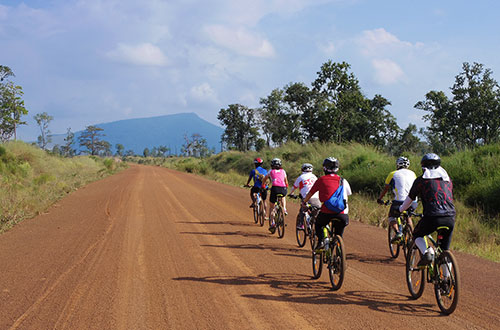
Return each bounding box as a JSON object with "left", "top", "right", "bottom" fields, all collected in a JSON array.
[
  {"left": 399, "top": 196, "right": 413, "bottom": 213},
  {"left": 261, "top": 173, "right": 269, "bottom": 187},
  {"left": 245, "top": 171, "right": 253, "bottom": 186},
  {"left": 377, "top": 184, "right": 390, "bottom": 202},
  {"left": 303, "top": 180, "right": 319, "bottom": 204}
]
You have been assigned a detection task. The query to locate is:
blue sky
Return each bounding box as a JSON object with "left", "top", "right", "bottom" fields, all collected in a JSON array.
[{"left": 1, "top": 0, "right": 499, "bottom": 141}]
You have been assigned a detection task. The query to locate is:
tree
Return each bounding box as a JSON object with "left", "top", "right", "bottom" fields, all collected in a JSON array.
[
  {"left": 61, "top": 128, "right": 75, "bottom": 157},
  {"left": 0, "top": 66, "right": 28, "bottom": 141},
  {"left": 416, "top": 62, "right": 500, "bottom": 152},
  {"left": 157, "top": 145, "right": 169, "bottom": 157},
  {"left": 143, "top": 147, "right": 150, "bottom": 157},
  {"left": 78, "top": 125, "right": 109, "bottom": 155},
  {"left": 218, "top": 104, "right": 259, "bottom": 151},
  {"left": 34, "top": 112, "right": 53, "bottom": 150},
  {"left": 182, "top": 133, "right": 211, "bottom": 157},
  {"left": 115, "top": 143, "right": 125, "bottom": 157}
]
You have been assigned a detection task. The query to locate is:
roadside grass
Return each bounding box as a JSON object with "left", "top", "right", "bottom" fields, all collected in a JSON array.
[
  {"left": 0, "top": 141, "right": 127, "bottom": 232},
  {"left": 146, "top": 142, "right": 500, "bottom": 262}
]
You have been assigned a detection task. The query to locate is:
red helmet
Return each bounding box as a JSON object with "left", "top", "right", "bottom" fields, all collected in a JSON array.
[{"left": 254, "top": 157, "right": 263, "bottom": 165}]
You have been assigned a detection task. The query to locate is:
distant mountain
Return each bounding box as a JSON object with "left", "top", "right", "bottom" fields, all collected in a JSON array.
[{"left": 50, "top": 113, "right": 223, "bottom": 155}]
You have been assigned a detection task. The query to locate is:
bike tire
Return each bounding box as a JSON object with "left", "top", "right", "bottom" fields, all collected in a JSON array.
[
  {"left": 388, "top": 225, "right": 400, "bottom": 258},
  {"left": 296, "top": 213, "right": 306, "bottom": 247},
  {"left": 328, "top": 236, "right": 346, "bottom": 291},
  {"left": 309, "top": 221, "right": 316, "bottom": 251},
  {"left": 277, "top": 209, "right": 285, "bottom": 238},
  {"left": 402, "top": 225, "right": 413, "bottom": 259},
  {"left": 434, "top": 251, "right": 460, "bottom": 315},
  {"left": 253, "top": 203, "right": 259, "bottom": 224},
  {"left": 406, "top": 241, "right": 426, "bottom": 299},
  {"left": 312, "top": 249, "right": 323, "bottom": 279},
  {"left": 259, "top": 201, "right": 265, "bottom": 226}
]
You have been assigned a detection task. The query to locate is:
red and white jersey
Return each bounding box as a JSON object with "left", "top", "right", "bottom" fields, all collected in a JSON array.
[{"left": 293, "top": 172, "right": 319, "bottom": 199}]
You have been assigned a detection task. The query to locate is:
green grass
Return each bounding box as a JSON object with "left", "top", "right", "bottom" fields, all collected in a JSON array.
[
  {"left": 144, "top": 141, "right": 500, "bottom": 262},
  {"left": 0, "top": 141, "right": 127, "bottom": 232}
]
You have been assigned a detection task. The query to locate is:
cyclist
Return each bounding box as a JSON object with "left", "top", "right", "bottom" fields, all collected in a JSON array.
[
  {"left": 377, "top": 156, "right": 417, "bottom": 243},
  {"left": 244, "top": 158, "right": 268, "bottom": 216},
  {"left": 302, "top": 157, "right": 352, "bottom": 248},
  {"left": 399, "top": 153, "right": 456, "bottom": 267},
  {"left": 262, "top": 158, "right": 289, "bottom": 233},
  {"left": 289, "top": 163, "right": 321, "bottom": 229}
]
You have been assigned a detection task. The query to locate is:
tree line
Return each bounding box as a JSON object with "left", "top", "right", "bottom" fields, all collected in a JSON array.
[{"left": 218, "top": 61, "right": 500, "bottom": 155}]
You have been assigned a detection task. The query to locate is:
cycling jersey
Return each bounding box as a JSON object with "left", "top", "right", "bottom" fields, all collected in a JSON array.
[
  {"left": 269, "top": 169, "right": 287, "bottom": 187},
  {"left": 249, "top": 166, "right": 268, "bottom": 188},
  {"left": 408, "top": 174, "right": 455, "bottom": 217},
  {"left": 293, "top": 172, "right": 319, "bottom": 199},
  {"left": 308, "top": 174, "right": 352, "bottom": 214},
  {"left": 385, "top": 168, "right": 416, "bottom": 202}
]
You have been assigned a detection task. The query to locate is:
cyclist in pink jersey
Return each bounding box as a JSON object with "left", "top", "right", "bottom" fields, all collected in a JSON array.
[{"left": 262, "top": 158, "right": 289, "bottom": 233}]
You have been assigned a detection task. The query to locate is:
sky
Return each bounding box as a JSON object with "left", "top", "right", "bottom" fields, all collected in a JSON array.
[{"left": 1, "top": 0, "right": 499, "bottom": 142}]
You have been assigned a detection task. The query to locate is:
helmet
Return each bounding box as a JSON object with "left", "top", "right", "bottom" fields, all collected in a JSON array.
[
  {"left": 396, "top": 156, "right": 410, "bottom": 169},
  {"left": 270, "top": 158, "right": 282, "bottom": 168},
  {"left": 301, "top": 163, "right": 313, "bottom": 172},
  {"left": 421, "top": 153, "right": 441, "bottom": 169},
  {"left": 323, "top": 157, "right": 339, "bottom": 173},
  {"left": 254, "top": 157, "right": 263, "bottom": 165}
]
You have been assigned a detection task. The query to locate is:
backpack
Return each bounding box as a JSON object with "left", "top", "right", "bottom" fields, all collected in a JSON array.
[
  {"left": 324, "top": 177, "right": 346, "bottom": 213},
  {"left": 254, "top": 168, "right": 265, "bottom": 182}
]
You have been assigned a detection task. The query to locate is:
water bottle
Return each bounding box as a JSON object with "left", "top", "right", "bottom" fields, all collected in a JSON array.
[{"left": 324, "top": 237, "right": 330, "bottom": 251}]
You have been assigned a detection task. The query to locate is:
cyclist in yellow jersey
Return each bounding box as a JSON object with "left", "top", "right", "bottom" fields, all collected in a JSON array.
[{"left": 377, "top": 156, "right": 417, "bottom": 242}]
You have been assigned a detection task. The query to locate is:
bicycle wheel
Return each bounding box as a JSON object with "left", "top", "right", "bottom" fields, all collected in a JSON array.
[
  {"left": 253, "top": 202, "right": 259, "bottom": 224},
  {"left": 277, "top": 208, "right": 285, "bottom": 238},
  {"left": 402, "top": 225, "right": 413, "bottom": 259},
  {"left": 296, "top": 213, "right": 306, "bottom": 247},
  {"left": 259, "top": 201, "right": 265, "bottom": 226},
  {"left": 312, "top": 249, "right": 323, "bottom": 279},
  {"left": 406, "top": 241, "right": 426, "bottom": 299},
  {"left": 309, "top": 221, "right": 317, "bottom": 250},
  {"left": 434, "top": 251, "right": 460, "bottom": 315},
  {"left": 328, "top": 236, "right": 346, "bottom": 291},
  {"left": 388, "top": 225, "right": 400, "bottom": 258}
]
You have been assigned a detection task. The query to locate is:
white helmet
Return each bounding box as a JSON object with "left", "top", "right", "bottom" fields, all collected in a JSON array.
[{"left": 396, "top": 156, "right": 410, "bottom": 169}]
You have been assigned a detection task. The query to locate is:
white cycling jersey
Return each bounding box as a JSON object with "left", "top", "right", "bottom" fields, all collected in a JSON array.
[{"left": 293, "top": 172, "right": 319, "bottom": 200}]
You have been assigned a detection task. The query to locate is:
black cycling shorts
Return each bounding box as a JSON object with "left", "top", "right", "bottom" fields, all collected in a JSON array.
[
  {"left": 413, "top": 216, "right": 455, "bottom": 250},
  {"left": 250, "top": 186, "right": 267, "bottom": 200},
  {"left": 315, "top": 212, "right": 349, "bottom": 239},
  {"left": 270, "top": 186, "right": 287, "bottom": 204},
  {"left": 388, "top": 200, "right": 403, "bottom": 218}
]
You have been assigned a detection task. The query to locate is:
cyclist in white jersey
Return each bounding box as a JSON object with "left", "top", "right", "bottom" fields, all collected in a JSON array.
[
  {"left": 289, "top": 163, "right": 321, "bottom": 229},
  {"left": 377, "top": 156, "right": 417, "bottom": 242}
]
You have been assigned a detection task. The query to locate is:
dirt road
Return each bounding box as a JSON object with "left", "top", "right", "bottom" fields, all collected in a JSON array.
[{"left": 0, "top": 165, "right": 499, "bottom": 329}]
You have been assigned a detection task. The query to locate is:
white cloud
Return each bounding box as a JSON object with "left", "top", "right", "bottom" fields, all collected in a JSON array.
[
  {"left": 204, "top": 25, "right": 275, "bottom": 58},
  {"left": 358, "top": 28, "right": 422, "bottom": 56},
  {"left": 190, "top": 83, "right": 219, "bottom": 103},
  {"left": 106, "top": 43, "right": 168, "bottom": 66},
  {"left": 371, "top": 59, "right": 405, "bottom": 85},
  {"left": 319, "top": 41, "right": 336, "bottom": 55}
]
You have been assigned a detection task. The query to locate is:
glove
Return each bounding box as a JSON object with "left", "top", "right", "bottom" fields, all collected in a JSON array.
[{"left": 377, "top": 198, "right": 384, "bottom": 205}]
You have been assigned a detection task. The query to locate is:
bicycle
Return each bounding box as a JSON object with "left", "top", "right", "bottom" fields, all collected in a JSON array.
[
  {"left": 406, "top": 223, "right": 460, "bottom": 315},
  {"left": 244, "top": 185, "right": 266, "bottom": 226},
  {"left": 383, "top": 200, "right": 414, "bottom": 259},
  {"left": 312, "top": 221, "right": 346, "bottom": 291},
  {"left": 289, "top": 195, "right": 318, "bottom": 249},
  {"left": 270, "top": 194, "right": 286, "bottom": 238}
]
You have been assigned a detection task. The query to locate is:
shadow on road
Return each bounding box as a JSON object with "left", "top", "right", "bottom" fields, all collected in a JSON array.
[
  {"left": 347, "top": 252, "right": 404, "bottom": 266},
  {"left": 173, "top": 272, "right": 439, "bottom": 316},
  {"left": 201, "top": 242, "right": 311, "bottom": 260}
]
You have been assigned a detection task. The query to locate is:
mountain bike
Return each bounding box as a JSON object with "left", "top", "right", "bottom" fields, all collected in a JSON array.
[
  {"left": 270, "top": 194, "right": 286, "bottom": 238},
  {"left": 312, "top": 221, "right": 346, "bottom": 291},
  {"left": 244, "top": 186, "right": 266, "bottom": 226},
  {"left": 384, "top": 200, "right": 414, "bottom": 259},
  {"left": 289, "top": 195, "right": 318, "bottom": 249},
  {"left": 406, "top": 225, "right": 460, "bottom": 315}
]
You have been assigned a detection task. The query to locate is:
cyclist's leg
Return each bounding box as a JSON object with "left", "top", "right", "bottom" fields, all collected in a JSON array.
[
  {"left": 261, "top": 188, "right": 268, "bottom": 218},
  {"left": 332, "top": 214, "right": 349, "bottom": 237},
  {"left": 389, "top": 201, "right": 403, "bottom": 234},
  {"left": 435, "top": 216, "right": 455, "bottom": 251},
  {"left": 250, "top": 186, "right": 258, "bottom": 207},
  {"left": 281, "top": 187, "right": 288, "bottom": 214},
  {"left": 268, "top": 187, "right": 278, "bottom": 226},
  {"left": 413, "top": 216, "right": 437, "bottom": 265},
  {"left": 315, "top": 212, "right": 331, "bottom": 246}
]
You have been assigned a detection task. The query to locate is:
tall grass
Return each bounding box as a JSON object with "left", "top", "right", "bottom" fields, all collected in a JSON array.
[
  {"left": 150, "top": 141, "right": 500, "bottom": 262},
  {"left": 0, "top": 141, "right": 126, "bottom": 232}
]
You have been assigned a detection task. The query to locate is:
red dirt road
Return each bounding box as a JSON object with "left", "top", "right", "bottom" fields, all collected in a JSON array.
[{"left": 0, "top": 165, "right": 499, "bottom": 329}]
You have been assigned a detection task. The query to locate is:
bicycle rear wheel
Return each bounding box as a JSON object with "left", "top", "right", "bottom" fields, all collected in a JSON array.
[
  {"left": 406, "top": 241, "right": 426, "bottom": 299},
  {"left": 309, "top": 221, "right": 316, "bottom": 250},
  {"left": 388, "top": 225, "right": 400, "bottom": 258},
  {"left": 253, "top": 203, "right": 259, "bottom": 224},
  {"left": 259, "top": 201, "right": 265, "bottom": 226},
  {"left": 328, "top": 236, "right": 346, "bottom": 291},
  {"left": 434, "top": 251, "right": 460, "bottom": 315},
  {"left": 312, "top": 249, "right": 323, "bottom": 279},
  {"left": 296, "top": 213, "right": 306, "bottom": 247},
  {"left": 277, "top": 208, "right": 285, "bottom": 238},
  {"left": 402, "top": 225, "right": 413, "bottom": 259}
]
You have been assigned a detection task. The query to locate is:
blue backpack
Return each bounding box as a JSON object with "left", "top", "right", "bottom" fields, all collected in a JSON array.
[{"left": 324, "top": 177, "right": 346, "bottom": 213}]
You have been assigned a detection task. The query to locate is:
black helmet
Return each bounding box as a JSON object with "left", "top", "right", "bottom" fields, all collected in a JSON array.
[
  {"left": 421, "top": 153, "right": 441, "bottom": 169},
  {"left": 301, "top": 163, "right": 313, "bottom": 172},
  {"left": 323, "top": 157, "right": 339, "bottom": 173},
  {"left": 396, "top": 156, "right": 410, "bottom": 169},
  {"left": 271, "top": 158, "right": 282, "bottom": 168}
]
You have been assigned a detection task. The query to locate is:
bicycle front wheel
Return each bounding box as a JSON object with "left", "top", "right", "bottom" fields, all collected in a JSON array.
[
  {"left": 388, "top": 225, "right": 400, "bottom": 258},
  {"left": 277, "top": 209, "right": 285, "bottom": 238},
  {"left": 312, "top": 249, "right": 323, "bottom": 279},
  {"left": 434, "top": 251, "right": 460, "bottom": 315},
  {"left": 296, "top": 213, "right": 306, "bottom": 247},
  {"left": 406, "top": 241, "right": 426, "bottom": 299},
  {"left": 309, "top": 221, "right": 317, "bottom": 250},
  {"left": 402, "top": 225, "right": 413, "bottom": 259},
  {"left": 328, "top": 236, "right": 346, "bottom": 291}
]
